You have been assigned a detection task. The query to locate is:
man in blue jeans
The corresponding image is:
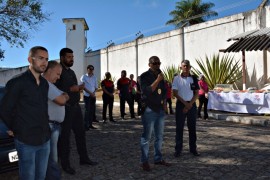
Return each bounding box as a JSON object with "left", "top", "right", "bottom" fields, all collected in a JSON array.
[
  {"left": 43, "top": 61, "right": 70, "bottom": 180},
  {"left": 0, "top": 46, "right": 51, "bottom": 180},
  {"left": 172, "top": 60, "right": 200, "bottom": 157},
  {"left": 139, "top": 56, "right": 170, "bottom": 171}
]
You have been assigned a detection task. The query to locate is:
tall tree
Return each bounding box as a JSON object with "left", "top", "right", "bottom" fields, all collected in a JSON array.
[
  {"left": 0, "top": 0, "right": 50, "bottom": 60},
  {"left": 166, "top": 0, "right": 218, "bottom": 28}
]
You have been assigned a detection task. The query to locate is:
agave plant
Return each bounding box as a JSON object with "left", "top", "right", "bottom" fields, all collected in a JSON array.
[
  {"left": 192, "top": 54, "right": 242, "bottom": 90},
  {"left": 162, "top": 65, "right": 181, "bottom": 83}
]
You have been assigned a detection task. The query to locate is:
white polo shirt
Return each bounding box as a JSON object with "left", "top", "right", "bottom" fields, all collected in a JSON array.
[{"left": 172, "top": 75, "right": 194, "bottom": 101}]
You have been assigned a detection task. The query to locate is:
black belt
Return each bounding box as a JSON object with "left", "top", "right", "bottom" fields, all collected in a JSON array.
[{"left": 49, "top": 120, "right": 61, "bottom": 125}]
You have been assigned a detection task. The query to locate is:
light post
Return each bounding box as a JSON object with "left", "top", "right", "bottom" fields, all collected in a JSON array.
[
  {"left": 135, "top": 31, "right": 144, "bottom": 78},
  {"left": 106, "top": 40, "right": 114, "bottom": 72}
]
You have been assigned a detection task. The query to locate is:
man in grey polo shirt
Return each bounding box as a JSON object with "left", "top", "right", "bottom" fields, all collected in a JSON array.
[{"left": 43, "top": 61, "right": 69, "bottom": 179}]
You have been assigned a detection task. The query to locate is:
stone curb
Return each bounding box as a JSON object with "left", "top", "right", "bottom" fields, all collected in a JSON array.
[{"left": 208, "top": 111, "right": 270, "bottom": 127}]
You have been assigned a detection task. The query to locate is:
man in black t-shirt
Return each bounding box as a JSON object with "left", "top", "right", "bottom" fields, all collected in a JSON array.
[
  {"left": 117, "top": 70, "right": 135, "bottom": 120},
  {"left": 101, "top": 72, "right": 115, "bottom": 123},
  {"left": 55, "top": 48, "right": 98, "bottom": 175}
]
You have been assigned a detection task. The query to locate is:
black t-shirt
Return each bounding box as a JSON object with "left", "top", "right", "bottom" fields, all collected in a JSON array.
[
  {"left": 140, "top": 69, "right": 167, "bottom": 113},
  {"left": 117, "top": 77, "right": 130, "bottom": 98},
  {"left": 55, "top": 63, "right": 80, "bottom": 105},
  {"left": 101, "top": 79, "right": 114, "bottom": 97}
]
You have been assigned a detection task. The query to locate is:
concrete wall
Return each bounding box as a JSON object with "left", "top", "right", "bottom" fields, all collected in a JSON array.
[
  {"left": 85, "top": 50, "right": 102, "bottom": 84},
  {"left": 0, "top": 66, "right": 28, "bottom": 85},
  {"left": 86, "top": 6, "right": 270, "bottom": 89},
  {"left": 1, "top": 7, "right": 270, "bottom": 90}
]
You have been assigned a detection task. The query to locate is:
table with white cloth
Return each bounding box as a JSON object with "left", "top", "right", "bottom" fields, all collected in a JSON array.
[{"left": 207, "top": 91, "right": 270, "bottom": 114}]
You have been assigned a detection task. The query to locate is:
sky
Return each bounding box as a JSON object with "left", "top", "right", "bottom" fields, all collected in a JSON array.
[{"left": 0, "top": 0, "right": 263, "bottom": 68}]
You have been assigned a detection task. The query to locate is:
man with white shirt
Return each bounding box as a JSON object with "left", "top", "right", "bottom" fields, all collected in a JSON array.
[
  {"left": 81, "top": 65, "right": 99, "bottom": 130},
  {"left": 172, "top": 60, "right": 200, "bottom": 157}
]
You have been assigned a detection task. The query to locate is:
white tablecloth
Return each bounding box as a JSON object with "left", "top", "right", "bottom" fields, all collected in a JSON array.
[{"left": 207, "top": 91, "right": 270, "bottom": 114}]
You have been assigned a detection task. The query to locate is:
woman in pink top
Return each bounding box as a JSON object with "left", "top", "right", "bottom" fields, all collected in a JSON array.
[{"left": 197, "top": 74, "right": 209, "bottom": 120}]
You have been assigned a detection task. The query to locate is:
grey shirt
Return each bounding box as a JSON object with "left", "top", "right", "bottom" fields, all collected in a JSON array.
[{"left": 48, "top": 81, "right": 65, "bottom": 122}]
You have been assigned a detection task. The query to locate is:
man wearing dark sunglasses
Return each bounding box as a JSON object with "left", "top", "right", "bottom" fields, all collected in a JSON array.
[{"left": 139, "top": 56, "right": 170, "bottom": 171}]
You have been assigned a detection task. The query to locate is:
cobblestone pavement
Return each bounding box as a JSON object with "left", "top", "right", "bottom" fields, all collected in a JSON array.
[{"left": 1, "top": 104, "right": 270, "bottom": 180}]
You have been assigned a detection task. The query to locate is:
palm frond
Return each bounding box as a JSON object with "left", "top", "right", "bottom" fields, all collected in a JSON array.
[{"left": 193, "top": 53, "right": 242, "bottom": 89}]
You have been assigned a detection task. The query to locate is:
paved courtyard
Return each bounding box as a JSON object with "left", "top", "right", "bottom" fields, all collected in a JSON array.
[{"left": 1, "top": 104, "right": 270, "bottom": 180}]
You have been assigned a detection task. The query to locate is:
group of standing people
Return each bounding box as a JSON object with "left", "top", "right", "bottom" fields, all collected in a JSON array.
[
  {"left": 99, "top": 69, "right": 142, "bottom": 123},
  {"left": 0, "top": 47, "right": 98, "bottom": 180},
  {"left": 0, "top": 45, "right": 210, "bottom": 179}
]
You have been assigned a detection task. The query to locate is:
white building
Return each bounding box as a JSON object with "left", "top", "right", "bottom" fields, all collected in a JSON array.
[{"left": 0, "top": 4, "right": 270, "bottom": 90}]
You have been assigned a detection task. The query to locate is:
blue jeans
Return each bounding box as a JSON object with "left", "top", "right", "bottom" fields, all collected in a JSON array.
[
  {"left": 15, "top": 139, "right": 50, "bottom": 180},
  {"left": 46, "top": 123, "right": 61, "bottom": 180},
  {"left": 140, "top": 107, "right": 165, "bottom": 163},
  {"left": 175, "top": 101, "right": 197, "bottom": 153}
]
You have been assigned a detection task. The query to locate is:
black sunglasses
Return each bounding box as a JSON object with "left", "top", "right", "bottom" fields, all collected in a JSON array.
[{"left": 152, "top": 62, "right": 161, "bottom": 65}]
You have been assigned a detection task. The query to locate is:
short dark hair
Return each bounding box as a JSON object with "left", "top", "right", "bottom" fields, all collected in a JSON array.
[
  {"left": 181, "top": 59, "right": 190, "bottom": 66},
  {"left": 28, "top": 46, "right": 48, "bottom": 57},
  {"left": 149, "top": 56, "right": 160, "bottom": 63},
  {"left": 59, "top": 48, "right": 73, "bottom": 57},
  {"left": 87, "top": 64, "right": 94, "bottom": 70},
  {"left": 44, "top": 61, "right": 61, "bottom": 72}
]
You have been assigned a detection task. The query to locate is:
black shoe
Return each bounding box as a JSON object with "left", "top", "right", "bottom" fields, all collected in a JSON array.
[
  {"left": 89, "top": 126, "right": 97, "bottom": 129},
  {"left": 174, "top": 152, "right": 181, "bottom": 157},
  {"left": 154, "top": 160, "right": 171, "bottom": 166},
  {"left": 80, "top": 159, "right": 98, "bottom": 166},
  {"left": 191, "top": 151, "right": 200, "bottom": 156},
  {"left": 110, "top": 119, "right": 116, "bottom": 122},
  {"left": 93, "top": 119, "right": 99, "bottom": 122},
  {"left": 62, "top": 166, "right": 76, "bottom": 175}
]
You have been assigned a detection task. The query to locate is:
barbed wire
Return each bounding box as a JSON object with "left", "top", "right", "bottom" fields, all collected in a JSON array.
[{"left": 90, "top": 0, "right": 259, "bottom": 50}]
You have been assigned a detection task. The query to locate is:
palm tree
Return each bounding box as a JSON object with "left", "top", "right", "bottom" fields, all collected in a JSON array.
[{"left": 166, "top": 0, "right": 218, "bottom": 28}]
